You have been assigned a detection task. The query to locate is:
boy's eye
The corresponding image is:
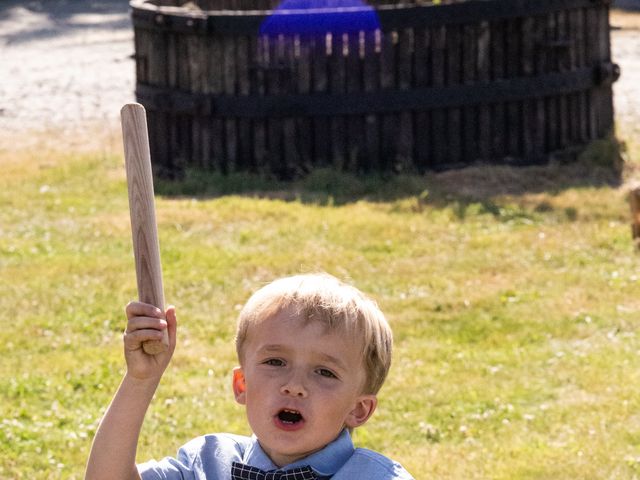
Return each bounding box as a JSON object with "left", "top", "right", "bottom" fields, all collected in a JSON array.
[
  {"left": 317, "top": 368, "right": 337, "bottom": 379},
  {"left": 263, "top": 358, "right": 285, "bottom": 367}
]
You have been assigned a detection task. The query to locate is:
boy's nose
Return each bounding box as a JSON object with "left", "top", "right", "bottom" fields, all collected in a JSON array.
[{"left": 280, "top": 377, "right": 308, "bottom": 398}]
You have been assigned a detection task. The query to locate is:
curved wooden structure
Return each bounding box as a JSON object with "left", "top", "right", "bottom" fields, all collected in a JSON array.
[{"left": 131, "top": 0, "right": 620, "bottom": 178}]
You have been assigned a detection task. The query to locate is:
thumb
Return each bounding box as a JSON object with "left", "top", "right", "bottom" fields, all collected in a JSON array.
[{"left": 165, "top": 305, "right": 177, "bottom": 349}]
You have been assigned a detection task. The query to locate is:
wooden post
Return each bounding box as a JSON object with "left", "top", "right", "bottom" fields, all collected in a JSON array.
[
  {"left": 630, "top": 187, "right": 640, "bottom": 250},
  {"left": 121, "top": 103, "right": 169, "bottom": 355}
]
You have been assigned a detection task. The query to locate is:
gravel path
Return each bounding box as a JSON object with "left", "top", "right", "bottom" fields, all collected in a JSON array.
[
  {"left": 0, "top": 0, "right": 134, "bottom": 150},
  {"left": 1, "top": 1, "right": 639, "bottom": 150}
]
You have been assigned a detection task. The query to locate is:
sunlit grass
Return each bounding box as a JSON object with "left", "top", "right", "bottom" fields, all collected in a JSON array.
[{"left": 1, "top": 133, "right": 639, "bottom": 478}]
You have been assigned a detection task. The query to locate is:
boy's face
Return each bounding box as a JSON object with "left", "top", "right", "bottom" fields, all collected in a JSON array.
[{"left": 232, "top": 308, "right": 377, "bottom": 467}]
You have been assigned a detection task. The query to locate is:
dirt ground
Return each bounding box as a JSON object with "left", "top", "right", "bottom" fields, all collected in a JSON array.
[
  {"left": 1, "top": 1, "right": 639, "bottom": 152},
  {"left": 0, "top": 0, "right": 133, "bottom": 151}
]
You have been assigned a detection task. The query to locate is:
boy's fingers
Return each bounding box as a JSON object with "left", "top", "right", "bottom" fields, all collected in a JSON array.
[
  {"left": 123, "top": 328, "right": 165, "bottom": 350},
  {"left": 126, "top": 316, "right": 167, "bottom": 333},
  {"left": 125, "top": 301, "right": 164, "bottom": 319}
]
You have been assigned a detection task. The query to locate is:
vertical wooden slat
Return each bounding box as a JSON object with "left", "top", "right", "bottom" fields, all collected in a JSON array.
[
  {"left": 397, "top": 27, "right": 414, "bottom": 172},
  {"left": 576, "top": 8, "right": 589, "bottom": 143},
  {"left": 282, "top": 118, "right": 299, "bottom": 178},
  {"left": 594, "top": 5, "right": 613, "bottom": 137},
  {"left": 297, "top": 34, "right": 313, "bottom": 173},
  {"left": 266, "top": 34, "right": 283, "bottom": 174},
  {"left": 200, "top": 32, "right": 212, "bottom": 171},
  {"left": 431, "top": 25, "right": 446, "bottom": 167},
  {"left": 491, "top": 21, "right": 506, "bottom": 161},
  {"left": 177, "top": 33, "right": 192, "bottom": 174},
  {"left": 397, "top": 28, "right": 413, "bottom": 91},
  {"left": 222, "top": 35, "right": 238, "bottom": 173},
  {"left": 184, "top": 45, "right": 194, "bottom": 173},
  {"left": 173, "top": 31, "right": 185, "bottom": 173},
  {"left": 346, "top": 32, "right": 364, "bottom": 171},
  {"left": 585, "top": 6, "right": 598, "bottom": 141},
  {"left": 136, "top": 28, "right": 161, "bottom": 173},
  {"left": 521, "top": 17, "right": 535, "bottom": 160},
  {"left": 593, "top": 3, "right": 604, "bottom": 139},
  {"left": 179, "top": 31, "right": 193, "bottom": 88},
  {"left": 568, "top": 9, "right": 581, "bottom": 145},
  {"left": 593, "top": 6, "right": 603, "bottom": 137},
  {"left": 556, "top": 11, "right": 570, "bottom": 151},
  {"left": 462, "top": 23, "right": 477, "bottom": 163},
  {"left": 312, "top": 33, "right": 330, "bottom": 168},
  {"left": 330, "top": 32, "right": 347, "bottom": 170},
  {"left": 477, "top": 21, "right": 490, "bottom": 162},
  {"left": 505, "top": 19, "right": 520, "bottom": 159},
  {"left": 209, "top": 34, "right": 225, "bottom": 172},
  {"left": 446, "top": 24, "right": 462, "bottom": 165},
  {"left": 134, "top": 28, "right": 149, "bottom": 85},
  {"left": 363, "top": 29, "right": 380, "bottom": 171},
  {"left": 414, "top": 27, "right": 430, "bottom": 170},
  {"left": 380, "top": 29, "right": 397, "bottom": 171},
  {"left": 600, "top": 4, "right": 614, "bottom": 135},
  {"left": 158, "top": 30, "right": 172, "bottom": 88},
  {"left": 557, "top": 10, "right": 572, "bottom": 72},
  {"left": 252, "top": 35, "right": 267, "bottom": 173},
  {"left": 187, "top": 33, "right": 205, "bottom": 169},
  {"left": 165, "top": 31, "right": 179, "bottom": 175},
  {"left": 533, "top": 15, "right": 547, "bottom": 157},
  {"left": 282, "top": 34, "right": 301, "bottom": 177},
  {"left": 591, "top": 5, "right": 603, "bottom": 138},
  {"left": 142, "top": 29, "right": 161, "bottom": 174},
  {"left": 544, "top": 13, "right": 558, "bottom": 153},
  {"left": 236, "top": 35, "right": 252, "bottom": 171}
]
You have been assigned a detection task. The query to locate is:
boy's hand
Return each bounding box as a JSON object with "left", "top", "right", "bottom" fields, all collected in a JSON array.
[{"left": 123, "top": 302, "right": 177, "bottom": 381}]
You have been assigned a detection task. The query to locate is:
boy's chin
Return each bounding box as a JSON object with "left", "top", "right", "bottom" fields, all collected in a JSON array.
[
  {"left": 258, "top": 428, "right": 347, "bottom": 466},
  {"left": 258, "top": 437, "right": 324, "bottom": 466},
  {"left": 261, "top": 444, "right": 319, "bottom": 467}
]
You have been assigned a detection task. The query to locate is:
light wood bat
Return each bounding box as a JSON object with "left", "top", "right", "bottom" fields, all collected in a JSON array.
[{"left": 121, "top": 103, "right": 168, "bottom": 355}]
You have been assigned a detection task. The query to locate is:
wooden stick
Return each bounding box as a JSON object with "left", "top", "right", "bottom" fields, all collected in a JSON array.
[{"left": 121, "top": 103, "right": 168, "bottom": 355}]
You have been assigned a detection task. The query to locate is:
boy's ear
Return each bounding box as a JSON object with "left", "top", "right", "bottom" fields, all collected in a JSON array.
[
  {"left": 344, "top": 395, "right": 377, "bottom": 429},
  {"left": 232, "top": 367, "right": 246, "bottom": 405}
]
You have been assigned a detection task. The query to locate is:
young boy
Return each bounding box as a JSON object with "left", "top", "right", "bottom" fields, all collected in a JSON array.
[{"left": 86, "top": 273, "right": 414, "bottom": 479}]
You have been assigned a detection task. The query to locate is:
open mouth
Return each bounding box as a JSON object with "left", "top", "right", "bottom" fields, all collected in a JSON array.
[{"left": 277, "top": 409, "right": 304, "bottom": 425}]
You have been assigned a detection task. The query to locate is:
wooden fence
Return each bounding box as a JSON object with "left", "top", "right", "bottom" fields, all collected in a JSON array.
[{"left": 131, "top": 0, "right": 620, "bottom": 178}]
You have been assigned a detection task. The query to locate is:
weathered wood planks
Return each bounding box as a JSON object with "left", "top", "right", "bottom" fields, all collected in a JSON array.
[{"left": 132, "top": 0, "right": 618, "bottom": 178}]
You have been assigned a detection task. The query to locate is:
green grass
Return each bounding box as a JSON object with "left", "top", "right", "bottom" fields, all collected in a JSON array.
[{"left": 1, "top": 135, "right": 640, "bottom": 479}]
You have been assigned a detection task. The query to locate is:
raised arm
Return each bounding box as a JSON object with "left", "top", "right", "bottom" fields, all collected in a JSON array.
[{"left": 85, "top": 303, "right": 177, "bottom": 480}]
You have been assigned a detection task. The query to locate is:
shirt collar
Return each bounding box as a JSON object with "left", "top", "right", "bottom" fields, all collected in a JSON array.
[{"left": 242, "top": 429, "right": 355, "bottom": 476}]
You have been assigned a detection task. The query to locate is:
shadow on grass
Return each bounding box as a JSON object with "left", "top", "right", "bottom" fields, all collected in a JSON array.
[{"left": 155, "top": 136, "right": 626, "bottom": 217}]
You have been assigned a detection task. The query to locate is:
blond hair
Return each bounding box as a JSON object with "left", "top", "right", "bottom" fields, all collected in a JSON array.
[{"left": 235, "top": 273, "right": 393, "bottom": 395}]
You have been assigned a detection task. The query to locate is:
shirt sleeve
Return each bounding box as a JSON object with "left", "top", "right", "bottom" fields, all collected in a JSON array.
[
  {"left": 137, "top": 439, "right": 201, "bottom": 480},
  {"left": 138, "top": 449, "right": 196, "bottom": 480},
  {"left": 136, "top": 433, "right": 250, "bottom": 480}
]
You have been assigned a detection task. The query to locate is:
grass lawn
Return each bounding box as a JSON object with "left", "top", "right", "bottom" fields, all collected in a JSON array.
[{"left": 1, "top": 132, "right": 639, "bottom": 479}]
